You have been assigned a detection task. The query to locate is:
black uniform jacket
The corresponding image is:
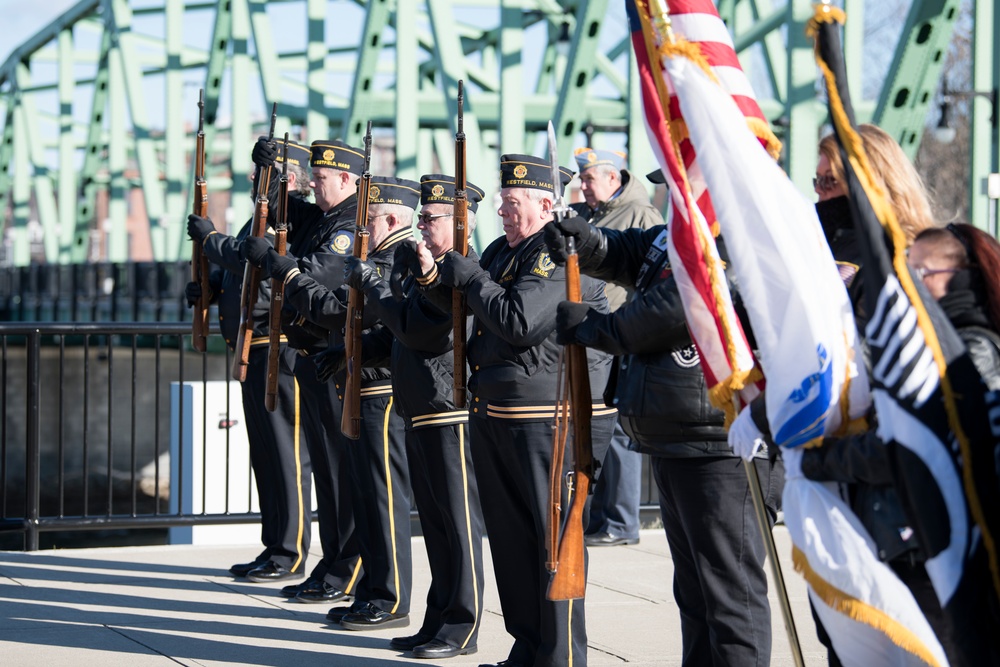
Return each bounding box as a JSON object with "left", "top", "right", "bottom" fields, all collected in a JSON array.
[
  {"left": 283, "top": 225, "right": 415, "bottom": 389},
  {"left": 203, "top": 219, "right": 276, "bottom": 350},
  {"left": 281, "top": 194, "right": 358, "bottom": 352},
  {"left": 463, "top": 229, "right": 614, "bottom": 417},
  {"left": 573, "top": 224, "right": 735, "bottom": 456},
  {"left": 362, "top": 251, "right": 480, "bottom": 430}
]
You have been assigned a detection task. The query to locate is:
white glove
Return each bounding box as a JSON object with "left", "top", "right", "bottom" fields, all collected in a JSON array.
[{"left": 728, "top": 406, "right": 764, "bottom": 461}]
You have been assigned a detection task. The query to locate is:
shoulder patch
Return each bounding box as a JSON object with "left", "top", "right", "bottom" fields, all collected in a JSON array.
[
  {"left": 530, "top": 250, "right": 556, "bottom": 278},
  {"left": 330, "top": 231, "right": 353, "bottom": 255}
]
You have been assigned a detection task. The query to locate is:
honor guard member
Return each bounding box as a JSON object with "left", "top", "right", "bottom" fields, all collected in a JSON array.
[
  {"left": 185, "top": 139, "right": 311, "bottom": 584},
  {"left": 570, "top": 148, "right": 661, "bottom": 548},
  {"left": 431, "top": 155, "right": 618, "bottom": 667},
  {"left": 248, "top": 138, "right": 366, "bottom": 604},
  {"left": 544, "top": 213, "right": 783, "bottom": 667},
  {"left": 243, "top": 176, "right": 417, "bottom": 631},
  {"left": 337, "top": 174, "right": 487, "bottom": 659}
]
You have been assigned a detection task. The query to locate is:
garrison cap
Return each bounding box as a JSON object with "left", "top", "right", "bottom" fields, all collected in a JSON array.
[
  {"left": 573, "top": 147, "right": 627, "bottom": 172},
  {"left": 420, "top": 174, "right": 485, "bottom": 213},
  {"left": 368, "top": 176, "right": 421, "bottom": 210},
  {"left": 310, "top": 140, "right": 365, "bottom": 175},
  {"left": 274, "top": 139, "right": 310, "bottom": 168},
  {"left": 646, "top": 168, "right": 666, "bottom": 185},
  {"left": 499, "top": 153, "right": 574, "bottom": 196}
]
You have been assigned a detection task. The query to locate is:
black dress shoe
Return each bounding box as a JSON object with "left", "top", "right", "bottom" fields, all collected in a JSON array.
[
  {"left": 326, "top": 603, "right": 361, "bottom": 623},
  {"left": 584, "top": 532, "right": 639, "bottom": 547},
  {"left": 280, "top": 577, "right": 317, "bottom": 598},
  {"left": 340, "top": 602, "right": 409, "bottom": 631},
  {"left": 413, "top": 639, "right": 477, "bottom": 659},
  {"left": 296, "top": 580, "right": 346, "bottom": 604},
  {"left": 478, "top": 661, "right": 524, "bottom": 667},
  {"left": 246, "top": 561, "right": 304, "bottom": 583},
  {"left": 389, "top": 632, "right": 434, "bottom": 651},
  {"left": 229, "top": 555, "right": 268, "bottom": 577}
]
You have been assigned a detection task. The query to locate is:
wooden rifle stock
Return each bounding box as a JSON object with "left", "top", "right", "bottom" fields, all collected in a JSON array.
[
  {"left": 547, "top": 241, "right": 595, "bottom": 601},
  {"left": 191, "top": 89, "right": 210, "bottom": 352},
  {"left": 264, "top": 133, "right": 290, "bottom": 412},
  {"left": 232, "top": 102, "right": 278, "bottom": 382},
  {"left": 340, "top": 121, "right": 373, "bottom": 440},
  {"left": 452, "top": 80, "right": 469, "bottom": 408}
]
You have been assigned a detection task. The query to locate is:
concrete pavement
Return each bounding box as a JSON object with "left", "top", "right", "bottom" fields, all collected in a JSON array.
[{"left": 0, "top": 527, "right": 827, "bottom": 666}]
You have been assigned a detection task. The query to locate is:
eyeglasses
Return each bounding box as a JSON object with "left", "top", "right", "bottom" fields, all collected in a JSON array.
[
  {"left": 418, "top": 212, "right": 452, "bottom": 225},
  {"left": 812, "top": 174, "right": 839, "bottom": 192},
  {"left": 912, "top": 266, "right": 959, "bottom": 280}
]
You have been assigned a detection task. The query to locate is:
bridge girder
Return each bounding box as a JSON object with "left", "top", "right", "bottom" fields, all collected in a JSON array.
[{"left": 0, "top": 0, "right": 995, "bottom": 266}]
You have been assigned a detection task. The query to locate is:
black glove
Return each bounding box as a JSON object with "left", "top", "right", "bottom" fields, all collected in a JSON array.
[
  {"left": 251, "top": 136, "right": 278, "bottom": 169},
  {"left": 543, "top": 214, "right": 606, "bottom": 269},
  {"left": 314, "top": 344, "right": 347, "bottom": 383},
  {"left": 267, "top": 250, "right": 299, "bottom": 283},
  {"left": 556, "top": 301, "right": 593, "bottom": 345},
  {"left": 344, "top": 256, "right": 382, "bottom": 292},
  {"left": 187, "top": 214, "right": 216, "bottom": 243},
  {"left": 241, "top": 235, "right": 272, "bottom": 266},
  {"left": 390, "top": 240, "right": 422, "bottom": 300},
  {"left": 184, "top": 281, "right": 202, "bottom": 308},
  {"left": 438, "top": 251, "right": 485, "bottom": 290}
]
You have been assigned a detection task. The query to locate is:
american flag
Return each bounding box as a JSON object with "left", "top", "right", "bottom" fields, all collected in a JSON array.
[{"left": 625, "top": 0, "right": 773, "bottom": 421}]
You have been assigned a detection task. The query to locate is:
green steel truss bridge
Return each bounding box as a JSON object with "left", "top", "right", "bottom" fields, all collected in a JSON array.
[{"left": 0, "top": 0, "right": 997, "bottom": 265}]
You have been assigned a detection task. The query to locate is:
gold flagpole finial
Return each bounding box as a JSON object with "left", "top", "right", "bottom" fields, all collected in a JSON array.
[{"left": 649, "top": 0, "right": 676, "bottom": 46}]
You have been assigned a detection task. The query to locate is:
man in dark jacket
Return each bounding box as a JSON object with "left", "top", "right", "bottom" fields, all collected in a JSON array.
[
  {"left": 431, "top": 155, "right": 618, "bottom": 667},
  {"left": 185, "top": 139, "right": 312, "bottom": 584},
  {"left": 570, "top": 148, "right": 662, "bottom": 548},
  {"left": 544, "top": 218, "right": 783, "bottom": 667},
  {"left": 337, "top": 174, "right": 487, "bottom": 659},
  {"left": 243, "top": 177, "right": 416, "bottom": 632}
]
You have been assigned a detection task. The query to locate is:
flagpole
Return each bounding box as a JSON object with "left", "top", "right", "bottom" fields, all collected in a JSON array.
[{"left": 744, "top": 459, "right": 804, "bottom": 667}]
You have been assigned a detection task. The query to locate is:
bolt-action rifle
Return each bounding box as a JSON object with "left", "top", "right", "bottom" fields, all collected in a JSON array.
[
  {"left": 340, "top": 121, "right": 373, "bottom": 440},
  {"left": 232, "top": 103, "right": 277, "bottom": 382},
  {"left": 452, "top": 80, "right": 469, "bottom": 408},
  {"left": 264, "top": 133, "right": 290, "bottom": 412},
  {"left": 545, "top": 121, "right": 594, "bottom": 601},
  {"left": 191, "top": 89, "right": 210, "bottom": 352}
]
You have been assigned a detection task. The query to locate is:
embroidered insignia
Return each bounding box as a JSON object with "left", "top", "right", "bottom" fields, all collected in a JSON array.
[
  {"left": 836, "top": 261, "right": 859, "bottom": 287},
  {"left": 331, "top": 232, "right": 352, "bottom": 255},
  {"left": 369, "top": 186, "right": 380, "bottom": 201},
  {"left": 513, "top": 164, "right": 528, "bottom": 179},
  {"left": 531, "top": 251, "right": 556, "bottom": 278},
  {"left": 587, "top": 151, "right": 597, "bottom": 163},
  {"left": 671, "top": 345, "right": 700, "bottom": 368},
  {"left": 431, "top": 184, "right": 445, "bottom": 197},
  {"left": 322, "top": 149, "right": 335, "bottom": 161}
]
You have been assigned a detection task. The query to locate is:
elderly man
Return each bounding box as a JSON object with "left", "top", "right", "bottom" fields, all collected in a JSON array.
[
  {"left": 336, "top": 174, "right": 487, "bottom": 659},
  {"left": 430, "top": 155, "right": 617, "bottom": 667},
  {"left": 570, "top": 148, "right": 662, "bottom": 548},
  {"left": 248, "top": 137, "right": 366, "bottom": 604},
  {"left": 243, "top": 177, "right": 417, "bottom": 631},
  {"left": 185, "top": 139, "right": 313, "bottom": 584}
]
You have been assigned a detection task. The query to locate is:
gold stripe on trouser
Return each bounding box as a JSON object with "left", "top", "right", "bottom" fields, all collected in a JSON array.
[
  {"left": 291, "top": 375, "right": 306, "bottom": 572},
  {"left": 344, "top": 556, "right": 363, "bottom": 595},
  {"left": 382, "top": 397, "right": 403, "bottom": 615},
  {"left": 458, "top": 425, "right": 479, "bottom": 649}
]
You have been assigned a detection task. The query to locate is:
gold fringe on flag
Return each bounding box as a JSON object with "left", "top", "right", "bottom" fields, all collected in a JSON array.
[
  {"left": 792, "top": 546, "right": 943, "bottom": 667},
  {"left": 810, "top": 1, "right": 1000, "bottom": 600}
]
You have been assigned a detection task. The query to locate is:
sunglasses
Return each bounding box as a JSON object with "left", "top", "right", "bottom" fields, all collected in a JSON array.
[
  {"left": 912, "top": 266, "right": 958, "bottom": 280},
  {"left": 812, "top": 174, "right": 839, "bottom": 192},
  {"left": 418, "top": 212, "right": 452, "bottom": 225}
]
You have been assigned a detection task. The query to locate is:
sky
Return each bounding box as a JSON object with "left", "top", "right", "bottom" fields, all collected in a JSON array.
[{"left": 1, "top": 0, "right": 81, "bottom": 64}]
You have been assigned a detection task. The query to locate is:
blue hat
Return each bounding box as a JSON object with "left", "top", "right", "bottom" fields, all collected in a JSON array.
[
  {"left": 574, "top": 147, "right": 626, "bottom": 172},
  {"left": 420, "top": 174, "right": 486, "bottom": 213},
  {"left": 499, "top": 154, "right": 574, "bottom": 195},
  {"left": 368, "top": 176, "right": 421, "bottom": 210},
  {"left": 310, "top": 140, "right": 365, "bottom": 175},
  {"left": 263, "top": 136, "right": 311, "bottom": 169}
]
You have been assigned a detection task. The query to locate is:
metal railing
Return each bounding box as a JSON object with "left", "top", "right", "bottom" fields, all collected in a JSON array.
[
  {"left": 0, "top": 319, "right": 662, "bottom": 551},
  {"left": 0, "top": 322, "right": 257, "bottom": 550}
]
